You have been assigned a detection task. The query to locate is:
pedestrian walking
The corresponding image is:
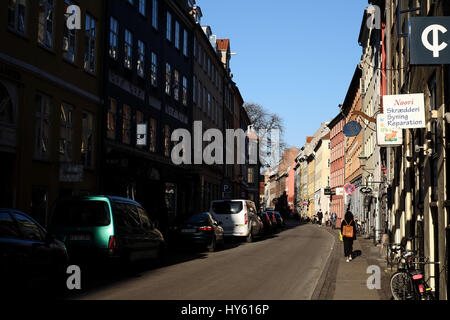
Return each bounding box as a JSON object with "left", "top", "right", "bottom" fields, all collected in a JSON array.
[
  {"left": 317, "top": 210, "right": 323, "bottom": 227},
  {"left": 324, "top": 211, "right": 329, "bottom": 226},
  {"left": 331, "top": 212, "right": 337, "bottom": 229},
  {"left": 340, "top": 210, "right": 357, "bottom": 262}
]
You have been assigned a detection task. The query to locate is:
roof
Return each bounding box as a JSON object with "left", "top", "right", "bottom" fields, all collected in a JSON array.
[
  {"left": 306, "top": 137, "right": 313, "bottom": 143},
  {"left": 217, "top": 39, "right": 230, "bottom": 51}
]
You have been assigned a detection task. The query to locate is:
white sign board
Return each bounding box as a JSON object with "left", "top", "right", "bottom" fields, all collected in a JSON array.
[
  {"left": 376, "top": 114, "right": 403, "bottom": 146},
  {"left": 335, "top": 188, "right": 345, "bottom": 196},
  {"left": 382, "top": 94, "right": 426, "bottom": 129},
  {"left": 137, "top": 124, "right": 147, "bottom": 146}
]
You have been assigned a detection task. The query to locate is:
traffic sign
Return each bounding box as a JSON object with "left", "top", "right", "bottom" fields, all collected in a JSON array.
[{"left": 344, "top": 183, "right": 356, "bottom": 195}]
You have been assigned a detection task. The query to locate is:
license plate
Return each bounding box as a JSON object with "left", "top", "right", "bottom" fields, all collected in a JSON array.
[
  {"left": 181, "top": 229, "right": 196, "bottom": 233},
  {"left": 69, "top": 234, "right": 91, "bottom": 241}
]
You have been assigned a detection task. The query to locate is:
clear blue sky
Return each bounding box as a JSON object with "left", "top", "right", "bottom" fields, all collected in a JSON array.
[{"left": 199, "top": 0, "right": 368, "bottom": 148}]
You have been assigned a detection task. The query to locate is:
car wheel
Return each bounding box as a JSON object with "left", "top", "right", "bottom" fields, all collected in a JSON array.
[{"left": 207, "top": 236, "right": 217, "bottom": 252}]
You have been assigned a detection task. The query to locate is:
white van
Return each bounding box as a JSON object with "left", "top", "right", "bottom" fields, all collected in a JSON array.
[{"left": 210, "top": 200, "right": 263, "bottom": 242}]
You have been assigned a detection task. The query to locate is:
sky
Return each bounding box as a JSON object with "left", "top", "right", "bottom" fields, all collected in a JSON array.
[{"left": 198, "top": 0, "right": 369, "bottom": 148}]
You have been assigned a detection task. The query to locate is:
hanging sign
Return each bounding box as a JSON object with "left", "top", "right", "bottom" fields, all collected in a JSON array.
[
  {"left": 382, "top": 93, "right": 426, "bottom": 129},
  {"left": 376, "top": 114, "right": 403, "bottom": 146},
  {"left": 343, "top": 121, "right": 362, "bottom": 137}
]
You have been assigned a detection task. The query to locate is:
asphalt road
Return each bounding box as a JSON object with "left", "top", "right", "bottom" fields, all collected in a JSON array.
[{"left": 72, "top": 222, "right": 335, "bottom": 300}]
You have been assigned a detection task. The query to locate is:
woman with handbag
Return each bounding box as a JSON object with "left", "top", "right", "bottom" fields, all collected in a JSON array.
[{"left": 340, "top": 210, "right": 357, "bottom": 262}]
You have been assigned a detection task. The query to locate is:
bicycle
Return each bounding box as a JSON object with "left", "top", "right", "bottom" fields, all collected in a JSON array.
[{"left": 389, "top": 247, "right": 439, "bottom": 300}]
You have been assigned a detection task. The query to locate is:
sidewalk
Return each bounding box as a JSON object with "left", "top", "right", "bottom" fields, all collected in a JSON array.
[{"left": 315, "top": 225, "right": 393, "bottom": 300}]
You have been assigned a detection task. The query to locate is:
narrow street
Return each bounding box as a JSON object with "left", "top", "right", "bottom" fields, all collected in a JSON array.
[{"left": 70, "top": 222, "right": 334, "bottom": 300}]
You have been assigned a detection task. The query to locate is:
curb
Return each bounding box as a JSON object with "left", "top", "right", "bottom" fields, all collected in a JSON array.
[{"left": 310, "top": 227, "right": 339, "bottom": 300}]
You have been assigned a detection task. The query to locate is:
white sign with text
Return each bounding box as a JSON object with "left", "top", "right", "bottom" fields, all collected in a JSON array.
[{"left": 382, "top": 94, "right": 426, "bottom": 129}]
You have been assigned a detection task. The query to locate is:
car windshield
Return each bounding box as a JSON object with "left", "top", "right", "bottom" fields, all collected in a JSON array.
[
  {"left": 212, "top": 201, "right": 243, "bottom": 214},
  {"left": 186, "top": 213, "right": 209, "bottom": 225},
  {"left": 51, "top": 200, "right": 110, "bottom": 227}
]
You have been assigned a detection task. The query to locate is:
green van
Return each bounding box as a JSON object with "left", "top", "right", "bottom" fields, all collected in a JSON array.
[{"left": 49, "top": 196, "right": 166, "bottom": 264}]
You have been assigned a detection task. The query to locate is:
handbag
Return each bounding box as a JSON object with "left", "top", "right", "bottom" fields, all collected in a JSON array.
[{"left": 342, "top": 220, "right": 354, "bottom": 238}]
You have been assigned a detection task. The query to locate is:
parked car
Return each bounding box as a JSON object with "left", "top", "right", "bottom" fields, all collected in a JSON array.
[
  {"left": 0, "top": 209, "right": 69, "bottom": 292},
  {"left": 177, "top": 212, "right": 224, "bottom": 252},
  {"left": 272, "top": 211, "right": 285, "bottom": 227},
  {"left": 49, "top": 196, "right": 166, "bottom": 265},
  {"left": 264, "top": 211, "right": 279, "bottom": 232},
  {"left": 210, "top": 200, "right": 264, "bottom": 242},
  {"left": 258, "top": 212, "right": 274, "bottom": 235}
]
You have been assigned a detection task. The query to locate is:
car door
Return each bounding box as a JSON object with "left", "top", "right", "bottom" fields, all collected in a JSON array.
[
  {"left": 10, "top": 211, "right": 53, "bottom": 280},
  {"left": 137, "top": 206, "right": 160, "bottom": 260},
  {"left": 247, "top": 202, "right": 262, "bottom": 236},
  {"left": 112, "top": 202, "right": 142, "bottom": 262}
]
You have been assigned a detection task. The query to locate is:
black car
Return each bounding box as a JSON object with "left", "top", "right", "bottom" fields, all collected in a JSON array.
[
  {"left": 177, "top": 212, "right": 224, "bottom": 252},
  {"left": 0, "top": 209, "right": 69, "bottom": 293}
]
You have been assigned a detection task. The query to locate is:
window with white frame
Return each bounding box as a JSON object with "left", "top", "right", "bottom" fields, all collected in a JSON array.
[
  {"left": 63, "top": 0, "right": 76, "bottom": 63},
  {"left": 109, "top": 17, "right": 119, "bottom": 59},
  {"left": 165, "top": 63, "right": 171, "bottom": 95},
  {"left": 34, "top": 94, "right": 51, "bottom": 160},
  {"left": 8, "top": 0, "right": 27, "bottom": 34},
  {"left": 152, "top": 0, "right": 158, "bottom": 29},
  {"left": 37, "top": 0, "right": 54, "bottom": 49},
  {"left": 59, "top": 103, "right": 73, "bottom": 162},
  {"left": 151, "top": 52, "right": 158, "bottom": 87},
  {"left": 84, "top": 14, "right": 97, "bottom": 73},
  {"left": 137, "top": 40, "right": 145, "bottom": 77},
  {"left": 81, "top": 112, "right": 94, "bottom": 168},
  {"left": 124, "top": 29, "right": 133, "bottom": 69},
  {"left": 166, "top": 12, "right": 172, "bottom": 41}
]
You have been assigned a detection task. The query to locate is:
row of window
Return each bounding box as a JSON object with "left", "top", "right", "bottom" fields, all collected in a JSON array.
[
  {"left": 8, "top": 0, "right": 98, "bottom": 74},
  {"left": 193, "top": 76, "right": 221, "bottom": 124},
  {"left": 166, "top": 11, "right": 189, "bottom": 56},
  {"left": 34, "top": 93, "right": 94, "bottom": 168},
  {"left": 194, "top": 38, "right": 222, "bottom": 90},
  {"left": 106, "top": 98, "right": 173, "bottom": 157}
]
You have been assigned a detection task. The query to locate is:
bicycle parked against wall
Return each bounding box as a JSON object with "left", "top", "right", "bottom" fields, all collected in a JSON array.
[{"left": 389, "top": 239, "right": 439, "bottom": 300}]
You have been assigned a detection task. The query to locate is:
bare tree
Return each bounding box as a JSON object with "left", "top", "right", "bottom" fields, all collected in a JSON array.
[{"left": 244, "top": 102, "right": 287, "bottom": 168}]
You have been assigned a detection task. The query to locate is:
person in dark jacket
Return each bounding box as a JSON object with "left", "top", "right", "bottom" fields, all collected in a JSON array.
[
  {"left": 340, "top": 210, "right": 357, "bottom": 262},
  {"left": 317, "top": 210, "right": 323, "bottom": 227}
]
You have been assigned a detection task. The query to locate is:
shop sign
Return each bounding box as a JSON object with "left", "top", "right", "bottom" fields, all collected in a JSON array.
[
  {"left": 376, "top": 114, "right": 403, "bottom": 146},
  {"left": 410, "top": 17, "right": 450, "bottom": 65},
  {"left": 382, "top": 93, "right": 426, "bottom": 129}
]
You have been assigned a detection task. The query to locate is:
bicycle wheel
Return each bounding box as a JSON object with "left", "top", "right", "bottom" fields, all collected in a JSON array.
[{"left": 390, "top": 271, "right": 415, "bottom": 300}]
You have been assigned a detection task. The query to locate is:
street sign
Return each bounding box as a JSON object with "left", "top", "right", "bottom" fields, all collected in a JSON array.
[
  {"left": 382, "top": 94, "right": 426, "bottom": 129},
  {"left": 344, "top": 183, "right": 356, "bottom": 195},
  {"left": 410, "top": 17, "right": 450, "bottom": 65},
  {"left": 343, "top": 121, "right": 362, "bottom": 137},
  {"left": 376, "top": 114, "right": 403, "bottom": 146},
  {"left": 360, "top": 186, "right": 373, "bottom": 194}
]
